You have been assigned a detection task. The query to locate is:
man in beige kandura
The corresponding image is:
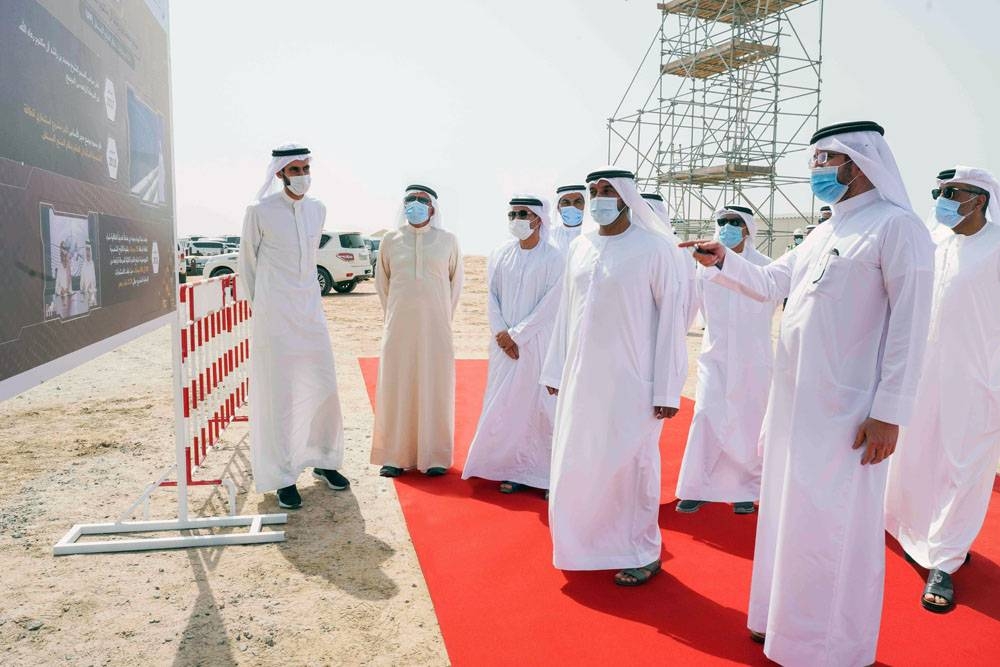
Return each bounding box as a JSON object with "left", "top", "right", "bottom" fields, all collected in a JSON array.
[{"left": 371, "top": 184, "right": 463, "bottom": 477}]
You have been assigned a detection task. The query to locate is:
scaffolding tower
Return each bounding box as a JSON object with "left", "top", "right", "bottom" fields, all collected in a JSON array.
[{"left": 608, "top": 0, "right": 824, "bottom": 254}]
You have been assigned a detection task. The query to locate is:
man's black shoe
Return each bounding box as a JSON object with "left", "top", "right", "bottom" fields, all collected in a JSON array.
[
  {"left": 276, "top": 484, "right": 302, "bottom": 509},
  {"left": 313, "top": 468, "right": 350, "bottom": 490}
]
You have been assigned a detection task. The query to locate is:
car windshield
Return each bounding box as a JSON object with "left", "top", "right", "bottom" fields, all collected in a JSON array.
[{"left": 339, "top": 233, "right": 366, "bottom": 249}]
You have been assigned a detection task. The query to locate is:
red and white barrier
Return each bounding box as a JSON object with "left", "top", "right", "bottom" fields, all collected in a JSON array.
[
  {"left": 173, "top": 275, "right": 251, "bottom": 488},
  {"left": 54, "top": 274, "right": 286, "bottom": 555}
]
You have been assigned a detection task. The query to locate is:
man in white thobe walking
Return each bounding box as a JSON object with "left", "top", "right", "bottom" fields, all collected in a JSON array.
[
  {"left": 885, "top": 166, "right": 1000, "bottom": 613},
  {"left": 238, "top": 144, "right": 348, "bottom": 510},
  {"left": 676, "top": 205, "right": 776, "bottom": 515},
  {"left": 541, "top": 167, "right": 688, "bottom": 587},
  {"left": 463, "top": 195, "right": 564, "bottom": 493},
  {"left": 684, "top": 121, "right": 934, "bottom": 666}
]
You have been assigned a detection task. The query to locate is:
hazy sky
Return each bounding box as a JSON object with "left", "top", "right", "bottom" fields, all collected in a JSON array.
[{"left": 169, "top": 0, "right": 1000, "bottom": 255}]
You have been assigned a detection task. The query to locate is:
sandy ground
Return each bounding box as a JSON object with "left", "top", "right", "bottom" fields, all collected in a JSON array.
[{"left": 0, "top": 254, "right": 711, "bottom": 666}]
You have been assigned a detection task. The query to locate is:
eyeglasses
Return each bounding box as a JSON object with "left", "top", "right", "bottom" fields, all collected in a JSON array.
[
  {"left": 808, "top": 151, "right": 851, "bottom": 169},
  {"left": 508, "top": 210, "right": 536, "bottom": 220},
  {"left": 931, "top": 186, "right": 981, "bottom": 201},
  {"left": 404, "top": 194, "right": 432, "bottom": 205},
  {"left": 716, "top": 218, "right": 745, "bottom": 227}
]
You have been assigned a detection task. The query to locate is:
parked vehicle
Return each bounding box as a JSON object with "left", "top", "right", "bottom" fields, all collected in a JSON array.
[
  {"left": 200, "top": 230, "right": 372, "bottom": 295},
  {"left": 186, "top": 240, "right": 228, "bottom": 275},
  {"left": 177, "top": 241, "right": 187, "bottom": 284},
  {"left": 320, "top": 232, "right": 371, "bottom": 294}
]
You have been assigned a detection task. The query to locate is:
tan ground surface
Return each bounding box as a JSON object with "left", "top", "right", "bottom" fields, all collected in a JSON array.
[{"left": 0, "top": 255, "right": 710, "bottom": 666}]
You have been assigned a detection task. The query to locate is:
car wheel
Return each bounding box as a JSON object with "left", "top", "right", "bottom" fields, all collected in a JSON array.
[
  {"left": 317, "top": 267, "right": 333, "bottom": 296},
  {"left": 332, "top": 280, "right": 357, "bottom": 294},
  {"left": 210, "top": 266, "right": 234, "bottom": 278}
]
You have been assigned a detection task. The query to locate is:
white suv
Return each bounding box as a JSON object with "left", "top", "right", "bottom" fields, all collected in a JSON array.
[{"left": 201, "top": 230, "right": 372, "bottom": 295}]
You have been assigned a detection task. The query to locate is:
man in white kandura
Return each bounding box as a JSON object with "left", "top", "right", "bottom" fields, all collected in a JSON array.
[
  {"left": 885, "top": 166, "right": 1000, "bottom": 614},
  {"left": 541, "top": 167, "right": 688, "bottom": 587},
  {"left": 463, "top": 195, "right": 564, "bottom": 494},
  {"left": 676, "top": 205, "right": 776, "bottom": 516},
  {"left": 80, "top": 244, "right": 98, "bottom": 306},
  {"left": 683, "top": 121, "right": 934, "bottom": 666},
  {"left": 371, "top": 184, "right": 463, "bottom": 478},
  {"left": 238, "top": 144, "right": 348, "bottom": 510},
  {"left": 550, "top": 185, "right": 586, "bottom": 255}
]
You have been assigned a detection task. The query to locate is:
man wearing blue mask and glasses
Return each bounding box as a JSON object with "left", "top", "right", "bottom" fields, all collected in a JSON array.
[
  {"left": 886, "top": 166, "right": 1000, "bottom": 615},
  {"left": 681, "top": 121, "right": 934, "bottom": 666},
  {"left": 541, "top": 167, "right": 688, "bottom": 588},
  {"left": 371, "top": 184, "right": 464, "bottom": 479},
  {"left": 550, "top": 185, "right": 586, "bottom": 255},
  {"left": 676, "top": 206, "right": 776, "bottom": 517}
]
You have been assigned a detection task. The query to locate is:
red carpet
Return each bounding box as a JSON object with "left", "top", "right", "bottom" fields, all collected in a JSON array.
[{"left": 359, "top": 358, "right": 1000, "bottom": 666}]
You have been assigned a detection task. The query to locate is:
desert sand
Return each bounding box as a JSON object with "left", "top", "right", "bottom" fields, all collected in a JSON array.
[{"left": 0, "top": 254, "right": 710, "bottom": 666}]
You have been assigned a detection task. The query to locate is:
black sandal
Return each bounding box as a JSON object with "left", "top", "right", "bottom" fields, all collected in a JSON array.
[
  {"left": 614, "top": 559, "right": 661, "bottom": 587},
  {"left": 425, "top": 466, "right": 447, "bottom": 477},
  {"left": 499, "top": 481, "right": 526, "bottom": 494},
  {"left": 379, "top": 465, "right": 403, "bottom": 478},
  {"left": 750, "top": 630, "right": 766, "bottom": 644},
  {"left": 921, "top": 569, "right": 955, "bottom": 613}
]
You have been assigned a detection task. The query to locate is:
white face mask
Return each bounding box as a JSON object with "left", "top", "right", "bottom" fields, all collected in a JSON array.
[
  {"left": 590, "top": 197, "right": 622, "bottom": 226},
  {"left": 285, "top": 174, "right": 311, "bottom": 196},
  {"left": 508, "top": 218, "right": 534, "bottom": 241}
]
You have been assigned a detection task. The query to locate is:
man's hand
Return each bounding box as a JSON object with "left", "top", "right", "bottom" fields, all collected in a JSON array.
[
  {"left": 495, "top": 331, "right": 519, "bottom": 359},
  {"left": 654, "top": 406, "right": 679, "bottom": 420},
  {"left": 496, "top": 330, "right": 515, "bottom": 349},
  {"left": 852, "top": 417, "right": 899, "bottom": 465},
  {"left": 546, "top": 386, "right": 559, "bottom": 396},
  {"left": 678, "top": 239, "right": 725, "bottom": 268}
]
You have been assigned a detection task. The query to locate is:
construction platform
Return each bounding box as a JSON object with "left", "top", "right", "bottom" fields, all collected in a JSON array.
[
  {"left": 657, "top": 0, "right": 810, "bottom": 23},
  {"left": 658, "top": 163, "right": 774, "bottom": 185}
]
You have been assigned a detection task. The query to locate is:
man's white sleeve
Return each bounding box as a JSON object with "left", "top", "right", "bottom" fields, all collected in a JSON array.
[
  {"left": 237, "top": 206, "right": 261, "bottom": 304},
  {"left": 869, "top": 217, "right": 934, "bottom": 425},
  {"left": 709, "top": 247, "right": 795, "bottom": 303}
]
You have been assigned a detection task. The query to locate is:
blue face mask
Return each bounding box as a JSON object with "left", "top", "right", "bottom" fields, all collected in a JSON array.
[
  {"left": 590, "top": 197, "right": 622, "bottom": 226},
  {"left": 810, "top": 165, "right": 850, "bottom": 204},
  {"left": 934, "top": 196, "right": 970, "bottom": 229},
  {"left": 718, "top": 223, "right": 745, "bottom": 249},
  {"left": 559, "top": 206, "right": 584, "bottom": 227},
  {"left": 404, "top": 201, "right": 430, "bottom": 225}
]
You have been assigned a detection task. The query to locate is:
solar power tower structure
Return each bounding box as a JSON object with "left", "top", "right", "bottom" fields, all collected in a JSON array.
[{"left": 607, "top": 0, "right": 824, "bottom": 254}]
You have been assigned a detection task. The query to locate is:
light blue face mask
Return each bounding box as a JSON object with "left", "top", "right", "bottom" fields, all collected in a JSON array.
[
  {"left": 810, "top": 165, "right": 851, "bottom": 204},
  {"left": 404, "top": 201, "right": 430, "bottom": 225},
  {"left": 934, "top": 196, "right": 970, "bottom": 229},
  {"left": 559, "top": 206, "right": 584, "bottom": 227},
  {"left": 718, "top": 223, "right": 745, "bottom": 249},
  {"left": 590, "top": 197, "right": 622, "bottom": 226}
]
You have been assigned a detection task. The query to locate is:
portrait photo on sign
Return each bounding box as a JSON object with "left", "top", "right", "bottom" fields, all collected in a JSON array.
[{"left": 40, "top": 206, "right": 100, "bottom": 321}]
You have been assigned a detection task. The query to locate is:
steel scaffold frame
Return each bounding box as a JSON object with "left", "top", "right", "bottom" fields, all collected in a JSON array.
[{"left": 608, "top": 0, "right": 824, "bottom": 255}]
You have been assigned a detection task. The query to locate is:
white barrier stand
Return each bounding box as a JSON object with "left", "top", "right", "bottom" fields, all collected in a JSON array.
[{"left": 54, "top": 275, "right": 287, "bottom": 555}]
